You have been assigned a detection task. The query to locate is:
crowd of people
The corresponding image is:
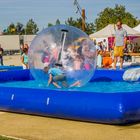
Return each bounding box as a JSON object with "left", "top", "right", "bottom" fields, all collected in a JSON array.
[
  {"left": 0, "top": 20, "right": 139, "bottom": 72},
  {"left": 95, "top": 20, "right": 140, "bottom": 69},
  {"left": 0, "top": 43, "right": 29, "bottom": 68}
]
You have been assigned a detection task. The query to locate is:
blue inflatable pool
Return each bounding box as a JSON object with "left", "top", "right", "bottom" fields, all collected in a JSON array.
[
  {"left": 0, "top": 69, "right": 140, "bottom": 124},
  {"left": 0, "top": 66, "right": 22, "bottom": 71}
]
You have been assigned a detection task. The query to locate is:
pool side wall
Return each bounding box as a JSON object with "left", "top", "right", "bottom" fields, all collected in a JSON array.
[{"left": 0, "top": 69, "right": 140, "bottom": 124}]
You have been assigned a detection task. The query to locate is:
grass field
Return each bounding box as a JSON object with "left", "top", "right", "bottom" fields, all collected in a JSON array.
[{"left": 0, "top": 136, "right": 17, "bottom": 140}]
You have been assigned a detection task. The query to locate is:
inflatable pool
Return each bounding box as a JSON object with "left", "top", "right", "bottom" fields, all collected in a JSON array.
[
  {"left": 0, "top": 69, "right": 140, "bottom": 124},
  {"left": 0, "top": 66, "right": 22, "bottom": 71}
]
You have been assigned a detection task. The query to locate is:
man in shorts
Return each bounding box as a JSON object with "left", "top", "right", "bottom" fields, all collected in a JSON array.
[{"left": 113, "top": 21, "right": 127, "bottom": 69}]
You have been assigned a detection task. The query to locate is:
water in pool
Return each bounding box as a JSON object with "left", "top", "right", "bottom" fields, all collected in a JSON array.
[{"left": 0, "top": 80, "right": 140, "bottom": 93}]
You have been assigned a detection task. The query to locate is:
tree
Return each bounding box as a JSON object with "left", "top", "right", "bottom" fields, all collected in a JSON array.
[
  {"left": 3, "top": 22, "right": 25, "bottom": 35},
  {"left": 65, "top": 17, "right": 81, "bottom": 28},
  {"left": 95, "top": 4, "right": 140, "bottom": 31},
  {"left": 4, "top": 19, "right": 39, "bottom": 35},
  {"left": 55, "top": 19, "right": 61, "bottom": 25},
  {"left": 6, "top": 23, "right": 16, "bottom": 35},
  {"left": 16, "top": 22, "right": 24, "bottom": 35},
  {"left": 4, "top": 22, "right": 24, "bottom": 35},
  {"left": 65, "top": 17, "right": 95, "bottom": 34},
  {"left": 47, "top": 19, "right": 61, "bottom": 27},
  {"left": 4, "top": 22, "right": 25, "bottom": 35},
  {"left": 47, "top": 23, "right": 53, "bottom": 27},
  {"left": 25, "top": 19, "right": 39, "bottom": 35},
  {"left": 85, "top": 22, "right": 95, "bottom": 35}
]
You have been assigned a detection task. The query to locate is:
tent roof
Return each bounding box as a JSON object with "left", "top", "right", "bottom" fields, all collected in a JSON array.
[
  {"left": 133, "top": 24, "right": 140, "bottom": 32},
  {"left": 90, "top": 24, "right": 140, "bottom": 38}
]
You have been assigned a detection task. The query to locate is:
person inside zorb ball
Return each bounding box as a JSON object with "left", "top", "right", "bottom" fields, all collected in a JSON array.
[{"left": 28, "top": 25, "right": 97, "bottom": 88}]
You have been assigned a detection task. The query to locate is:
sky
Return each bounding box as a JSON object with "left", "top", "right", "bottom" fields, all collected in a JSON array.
[{"left": 0, "top": 0, "right": 140, "bottom": 31}]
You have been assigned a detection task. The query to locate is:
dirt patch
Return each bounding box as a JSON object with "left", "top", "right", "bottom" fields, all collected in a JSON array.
[{"left": 0, "top": 111, "right": 140, "bottom": 140}]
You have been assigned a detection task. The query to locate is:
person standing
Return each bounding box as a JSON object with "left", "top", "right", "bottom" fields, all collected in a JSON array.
[
  {"left": 113, "top": 21, "right": 127, "bottom": 69},
  {"left": 0, "top": 44, "right": 4, "bottom": 66},
  {"left": 21, "top": 48, "right": 29, "bottom": 69},
  {"left": 20, "top": 43, "right": 29, "bottom": 55},
  {"left": 102, "top": 39, "right": 107, "bottom": 51}
]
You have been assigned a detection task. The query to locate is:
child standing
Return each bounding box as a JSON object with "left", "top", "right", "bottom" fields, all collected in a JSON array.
[
  {"left": 21, "top": 48, "right": 29, "bottom": 69},
  {"left": 97, "top": 50, "right": 102, "bottom": 68}
]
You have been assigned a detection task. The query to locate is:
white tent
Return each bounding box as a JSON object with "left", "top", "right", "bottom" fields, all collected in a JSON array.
[
  {"left": 133, "top": 24, "right": 140, "bottom": 32},
  {"left": 90, "top": 24, "right": 140, "bottom": 38},
  {"left": 133, "top": 38, "right": 140, "bottom": 46}
]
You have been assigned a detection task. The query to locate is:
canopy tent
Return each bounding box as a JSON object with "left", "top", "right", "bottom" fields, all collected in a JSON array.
[
  {"left": 90, "top": 24, "right": 140, "bottom": 50},
  {"left": 133, "top": 38, "right": 140, "bottom": 46},
  {"left": 90, "top": 24, "right": 140, "bottom": 38},
  {"left": 133, "top": 24, "right": 140, "bottom": 32}
]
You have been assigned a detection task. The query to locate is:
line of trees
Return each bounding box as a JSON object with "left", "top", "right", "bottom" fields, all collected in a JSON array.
[
  {"left": 2, "top": 5, "right": 140, "bottom": 35},
  {"left": 3, "top": 19, "right": 39, "bottom": 35},
  {"left": 95, "top": 4, "right": 140, "bottom": 31}
]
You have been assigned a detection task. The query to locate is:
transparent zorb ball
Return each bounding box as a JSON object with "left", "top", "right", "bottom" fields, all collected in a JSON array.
[{"left": 28, "top": 25, "right": 97, "bottom": 88}]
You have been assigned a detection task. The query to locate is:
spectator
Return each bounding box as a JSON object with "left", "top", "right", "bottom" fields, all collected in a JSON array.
[
  {"left": 0, "top": 44, "right": 4, "bottom": 66},
  {"left": 126, "top": 40, "right": 132, "bottom": 53},
  {"left": 102, "top": 39, "right": 107, "bottom": 51},
  {"left": 113, "top": 20, "right": 127, "bottom": 69},
  {"left": 99, "top": 42, "right": 103, "bottom": 51},
  {"left": 95, "top": 42, "right": 101, "bottom": 51},
  {"left": 97, "top": 50, "right": 102, "bottom": 68},
  {"left": 21, "top": 48, "right": 29, "bottom": 69},
  {"left": 20, "top": 43, "right": 29, "bottom": 55}
]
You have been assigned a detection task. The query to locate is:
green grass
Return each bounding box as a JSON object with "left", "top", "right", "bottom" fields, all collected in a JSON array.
[{"left": 0, "top": 136, "right": 18, "bottom": 140}]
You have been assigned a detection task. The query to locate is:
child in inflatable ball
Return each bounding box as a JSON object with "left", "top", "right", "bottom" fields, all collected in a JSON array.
[{"left": 44, "top": 64, "right": 80, "bottom": 89}]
